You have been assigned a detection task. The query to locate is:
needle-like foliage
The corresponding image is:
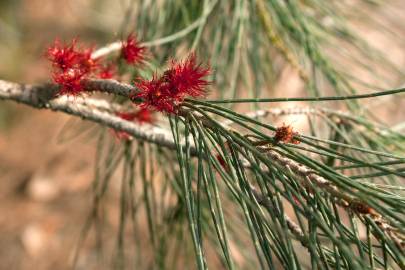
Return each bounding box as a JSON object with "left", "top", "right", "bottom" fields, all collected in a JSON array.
[{"left": 69, "top": 1, "right": 405, "bottom": 269}]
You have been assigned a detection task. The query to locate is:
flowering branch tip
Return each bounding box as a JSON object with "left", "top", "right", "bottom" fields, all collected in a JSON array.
[
  {"left": 121, "top": 33, "right": 146, "bottom": 65},
  {"left": 134, "top": 53, "right": 211, "bottom": 113}
]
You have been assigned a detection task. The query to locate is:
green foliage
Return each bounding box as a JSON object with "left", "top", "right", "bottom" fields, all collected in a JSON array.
[{"left": 77, "top": 1, "right": 404, "bottom": 269}]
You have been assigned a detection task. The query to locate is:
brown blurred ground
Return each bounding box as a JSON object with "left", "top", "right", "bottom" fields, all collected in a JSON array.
[
  {"left": 0, "top": 1, "right": 127, "bottom": 269},
  {"left": 0, "top": 1, "right": 404, "bottom": 269}
]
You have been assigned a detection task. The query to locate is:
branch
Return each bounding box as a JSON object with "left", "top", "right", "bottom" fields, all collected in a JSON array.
[
  {"left": 0, "top": 78, "right": 403, "bottom": 251},
  {"left": 0, "top": 79, "right": 175, "bottom": 150},
  {"left": 0, "top": 78, "right": 316, "bottom": 256}
]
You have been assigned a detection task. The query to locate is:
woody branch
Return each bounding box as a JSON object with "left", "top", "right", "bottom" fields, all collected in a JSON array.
[{"left": 0, "top": 78, "right": 402, "bottom": 251}]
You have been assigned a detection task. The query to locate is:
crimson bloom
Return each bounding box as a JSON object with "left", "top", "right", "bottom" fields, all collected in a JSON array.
[
  {"left": 116, "top": 109, "right": 154, "bottom": 124},
  {"left": 164, "top": 53, "right": 211, "bottom": 98},
  {"left": 133, "top": 108, "right": 154, "bottom": 123},
  {"left": 135, "top": 75, "right": 176, "bottom": 113},
  {"left": 53, "top": 68, "right": 86, "bottom": 96},
  {"left": 77, "top": 47, "right": 99, "bottom": 73},
  {"left": 114, "top": 109, "right": 155, "bottom": 140},
  {"left": 47, "top": 38, "right": 109, "bottom": 96},
  {"left": 98, "top": 63, "right": 116, "bottom": 79},
  {"left": 47, "top": 39, "right": 80, "bottom": 71},
  {"left": 121, "top": 34, "right": 146, "bottom": 65},
  {"left": 116, "top": 111, "right": 138, "bottom": 121},
  {"left": 134, "top": 54, "right": 210, "bottom": 113}
]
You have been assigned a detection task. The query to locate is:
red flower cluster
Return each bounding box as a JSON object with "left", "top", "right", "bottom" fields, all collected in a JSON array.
[
  {"left": 47, "top": 39, "right": 102, "bottom": 95},
  {"left": 134, "top": 54, "right": 210, "bottom": 113},
  {"left": 114, "top": 108, "right": 155, "bottom": 140},
  {"left": 98, "top": 63, "right": 116, "bottom": 79},
  {"left": 273, "top": 123, "right": 300, "bottom": 144},
  {"left": 116, "top": 108, "right": 154, "bottom": 124},
  {"left": 47, "top": 34, "right": 147, "bottom": 96},
  {"left": 47, "top": 39, "right": 80, "bottom": 71},
  {"left": 46, "top": 37, "right": 209, "bottom": 117},
  {"left": 121, "top": 34, "right": 146, "bottom": 65}
]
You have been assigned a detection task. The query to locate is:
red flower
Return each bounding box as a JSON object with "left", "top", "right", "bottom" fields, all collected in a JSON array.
[
  {"left": 135, "top": 75, "right": 176, "bottom": 113},
  {"left": 47, "top": 39, "right": 80, "bottom": 71},
  {"left": 133, "top": 108, "right": 154, "bottom": 123},
  {"left": 77, "top": 47, "right": 99, "bottom": 73},
  {"left": 46, "top": 38, "right": 106, "bottom": 95},
  {"left": 116, "top": 111, "right": 138, "bottom": 121},
  {"left": 121, "top": 34, "right": 146, "bottom": 65},
  {"left": 98, "top": 63, "right": 116, "bottom": 79},
  {"left": 53, "top": 68, "right": 86, "bottom": 95},
  {"left": 116, "top": 108, "right": 154, "bottom": 124},
  {"left": 134, "top": 54, "right": 210, "bottom": 113},
  {"left": 113, "top": 112, "right": 136, "bottom": 140},
  {"left": 164, "top": 53, "right": 211, "bottom": 98},
  {"left": 273, "top": 123, "right": 300, "bottom": 144},
  {"left": 114, "top": 109, "right": 155, "bottom": 140}
]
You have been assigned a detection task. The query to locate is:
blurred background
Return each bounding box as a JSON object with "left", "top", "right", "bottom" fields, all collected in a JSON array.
[
  {"left": 0, "top": 1, "right": 135, "bottom": 269},
  {"left": 0, "top": 0, "right": 404, "bottom": 269}
]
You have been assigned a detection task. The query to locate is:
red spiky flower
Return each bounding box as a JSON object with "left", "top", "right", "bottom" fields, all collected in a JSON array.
[
  {"left": 135, "top": 75, "right": 176, "bottom": 113},
  {"left": 134, "top": 54, "right": 210, "bottom": 113},
  {"left": 121, "top": 33, "right": 146, "bottom": 65},
  {"left": 46, "top": 38, "right": 109, "bottom": 96},
  {"left": 116, "top": 111, "right": 138, "bottom": 121},
  {"left": 133, "top": 108, "right": 154, "bottom": 123},
  {"left": 113, "top": 109, "right": 155, "bottom": 140},
  {"left": 77, "top": 47, "right": 99, "bottom": 73},
  {"left": 163, "top": 53, "right": 211, "bottom": 98},
  {"left": 98, "top": 63, "right": 116, "bottom": 79},
  {"left": 47, "top": 39, "right": 80, "bottom": 71},
  {"left": 273, "top": 123, "right": 300, "bottom": 144},
  {"left": 52, "top": 68, "right": 86, "bottom": 96}
]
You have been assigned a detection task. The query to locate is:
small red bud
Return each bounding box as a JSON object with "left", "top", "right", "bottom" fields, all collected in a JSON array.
[{"left": 273, "top": 123, "right": 300, "bottom": 144}]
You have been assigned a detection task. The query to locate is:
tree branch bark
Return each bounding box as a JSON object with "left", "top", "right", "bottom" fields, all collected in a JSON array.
[
  {"left": 1, "top": 78, "right": 403, "bottom": 251},
  {"left": 0, "top": 79, "right": 176, "bottom": 149}
]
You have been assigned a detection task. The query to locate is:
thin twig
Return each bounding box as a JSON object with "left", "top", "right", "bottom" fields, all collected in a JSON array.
[
  {"left": 201, "top": 87, "right": 405, "bottom": 104},
  {"left": 90, "top": 0, "right": 218, "bottom": 59}
]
